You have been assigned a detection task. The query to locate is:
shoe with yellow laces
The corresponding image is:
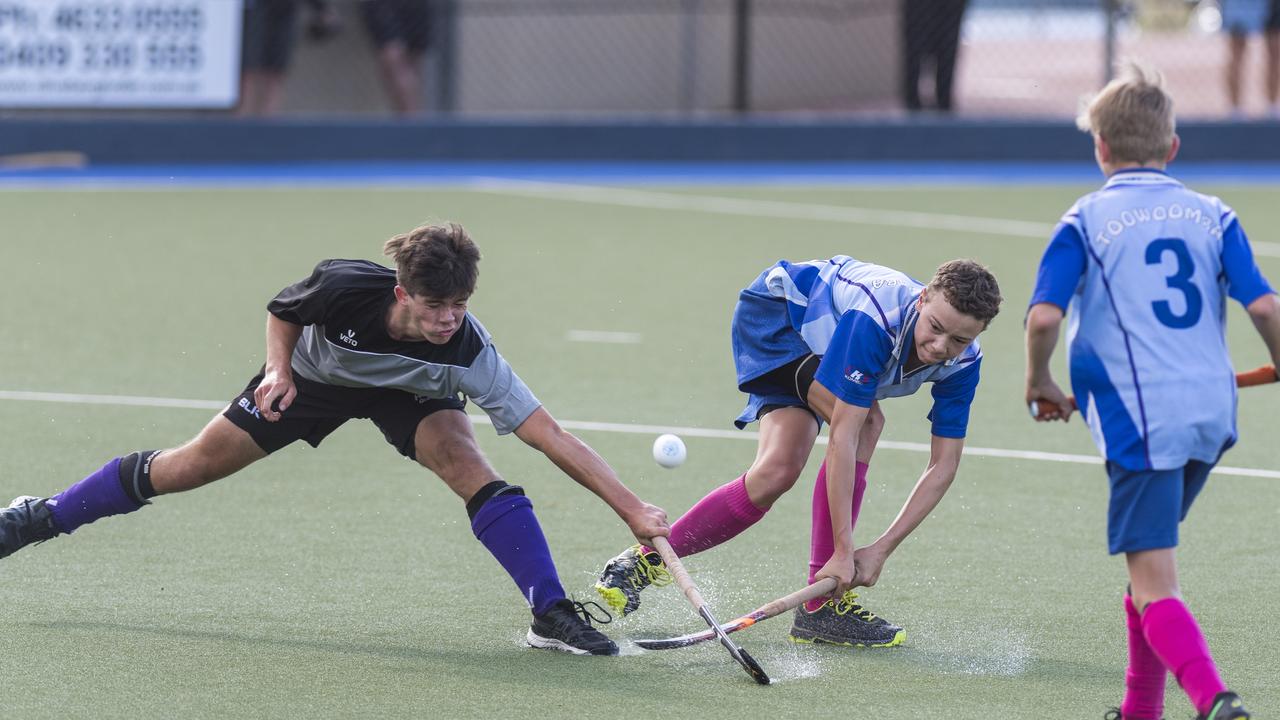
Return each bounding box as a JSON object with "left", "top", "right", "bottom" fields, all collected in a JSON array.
[
  {"left": 788, "top": 590, "right": 905, "bottom": 648},
  {"left": 594, "top": 544, "right": 673, "bottom": 616}
]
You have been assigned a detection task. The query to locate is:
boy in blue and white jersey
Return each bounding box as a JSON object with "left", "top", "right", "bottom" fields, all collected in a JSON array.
[
  {"left": 596, "top": 257, "right": 1002, "bottom": 649},
  {"left": 1026, "top": 63, "right": 1280, "bottom": 720}
]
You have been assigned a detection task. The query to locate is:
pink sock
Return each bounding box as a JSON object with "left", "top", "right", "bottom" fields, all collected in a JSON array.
[
  {"left": 1121, "top": 594, "right": 1167, "bottom": 720},
  {"left": 662, "top": 475, "right": 767, "bottom": 556},
  {"left": 1141, "top": 597, "right": 1226, "bottom": 716},
  {"left": 804, "top": 460, "right": 868, "bottom": 612}
]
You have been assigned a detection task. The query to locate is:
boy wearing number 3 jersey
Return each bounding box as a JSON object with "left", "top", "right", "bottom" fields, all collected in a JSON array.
[{"left": 1025, "top": 62, "right": 1280, "bottom": 720}]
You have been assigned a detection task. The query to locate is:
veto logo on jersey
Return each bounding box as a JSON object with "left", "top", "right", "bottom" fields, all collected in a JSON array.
[
  {"left": 339, "top": 329, "right": 358, "bottom": 347},
  {"left": 844, "top": 367, "right": 875, "bottom": 384}
]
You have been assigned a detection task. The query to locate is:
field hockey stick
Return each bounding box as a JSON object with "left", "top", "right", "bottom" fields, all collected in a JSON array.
[
  {"left": 635, "top": 577, "right": 838, "bottom": 651},
  {"left": 648, "top": 536, "right": 771, "bottom": 685},
  {"left": 1029, "top": 364, "right": 1277, "bottom": 421}
]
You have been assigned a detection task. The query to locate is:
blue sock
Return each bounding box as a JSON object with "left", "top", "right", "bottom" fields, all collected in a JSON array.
[
  {"left": 49, "top": 457, "right": 145, "bottom": 534},
  {"left": 470, "top": 493, "right": 566, "bottom": 616}
]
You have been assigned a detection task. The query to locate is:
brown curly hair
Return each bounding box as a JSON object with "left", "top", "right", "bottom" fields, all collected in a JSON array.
[
  {"left": 382, "top": 222, "right": 481, "bottom": 300},
  {"left": 927, "top": 259, "right": 1002, "bottom": 328}
]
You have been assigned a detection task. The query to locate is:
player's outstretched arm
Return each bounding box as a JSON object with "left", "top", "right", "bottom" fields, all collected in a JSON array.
[
  {"left": 853, "top": 434, "right": 965, "bottom": 588},
  {"left": 811, "top": 394, "right": 870, "bottom": 595},
  {"left": 254, "top": 314, "right": 303, "bottom": 422},
  {"left": 1024, "top": 302, "right": 1073, "bottom": 421},
  {"left": 513, "top": 406, "right": 669, "bottom": 542},
  {"left": 1246, "top": 293, "right": 1280, "bottom": 373}
]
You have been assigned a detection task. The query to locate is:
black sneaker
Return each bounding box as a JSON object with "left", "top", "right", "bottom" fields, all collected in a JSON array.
[
  {"left": 527, "top": 599, "right": 618, "bottom": 656},
  {"left": 0, "top": 496, "right": 61, "bottom": 560},
  {"left": 788, "top": 590, "right": 905, "bottom": 648},
  {"left": 1197, "top": 691, "right": 1250, "bottom": 720},
  {"left": 593, "top": 544, "right": 671, "bottom": 616}
]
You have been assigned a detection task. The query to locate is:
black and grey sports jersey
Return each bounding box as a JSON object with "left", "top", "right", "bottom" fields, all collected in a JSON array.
[{"left": 267, "top": 259, "right": 540, "bottom": 434}]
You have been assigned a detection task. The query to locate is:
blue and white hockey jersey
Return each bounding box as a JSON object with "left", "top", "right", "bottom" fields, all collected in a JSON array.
[
  {"left": 736, "top": 256, "right": 982, "bottom": 438},
  {"left": 1030, "top": 170, "right": 1273, "bottom": 470}
]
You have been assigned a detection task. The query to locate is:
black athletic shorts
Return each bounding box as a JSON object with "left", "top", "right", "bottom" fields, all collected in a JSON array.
[
  {"left": 241, "top": 0, "right": 301, "bottom": 72},
  {"left": 755, "top": 353, "right": 822, "bottom": 423},
  {"left": 360, "top": 0, "right": 433, "bottom": 53},
  {"left": 223, "top": 369, "right": 466, "bottom": 458}
]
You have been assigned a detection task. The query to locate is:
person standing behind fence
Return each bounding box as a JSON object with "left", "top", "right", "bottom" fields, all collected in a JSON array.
[
  {"left": 360, "top": 0, "right": 435, "bottom": 115},
  {"left": 239, "top": 0, "right": 341, "bottom": 117},
  {"left": 902, "top": 0, "right": 968, "bottom": 112},
  {"left": 1222, "top": 0, "right": 1280, "bottom": 118}
]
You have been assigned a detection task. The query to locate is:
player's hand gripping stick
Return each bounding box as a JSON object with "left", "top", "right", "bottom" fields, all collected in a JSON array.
[{"left": 1029, "top": 364, "right": 1277, "bottom": 421}]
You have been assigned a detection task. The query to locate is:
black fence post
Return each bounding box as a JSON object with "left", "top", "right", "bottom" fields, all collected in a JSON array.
[
  {"left": 732, "top": 0, "right": 751, "bottom": 113},
  {"left": 433, "top": 0, "right": 458, "bottom": 114}
]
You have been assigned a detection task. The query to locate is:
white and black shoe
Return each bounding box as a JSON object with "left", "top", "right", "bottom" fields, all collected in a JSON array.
[{"left": 527, "top": 599, "right": 618, "bottom": 656}]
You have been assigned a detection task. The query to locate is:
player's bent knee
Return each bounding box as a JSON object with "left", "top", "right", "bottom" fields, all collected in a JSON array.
[{"left": 748, "top": 457, "right": 804, "bottom": 498}]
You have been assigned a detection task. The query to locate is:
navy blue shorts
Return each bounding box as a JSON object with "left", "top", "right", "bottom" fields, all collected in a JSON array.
[
  {"left": 1106, "top": 460, "right": 1214, "bottom": 555},
  {"left": 730, "top": 277, "right": 813, "bottom": 428}
]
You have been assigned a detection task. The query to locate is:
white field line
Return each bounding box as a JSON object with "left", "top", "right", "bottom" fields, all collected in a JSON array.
[
  {"left": 2, "top": 388, "right": 1276, "bottom": 479},
  {"left": 470, "top": 178, "right": 1280, "bottom": 259},
  {"left": 566, "top": 330, "right": 643, "bottom": 344},
  {"left": 5, "top": 175, "right": 1279, "bottom": 257}
]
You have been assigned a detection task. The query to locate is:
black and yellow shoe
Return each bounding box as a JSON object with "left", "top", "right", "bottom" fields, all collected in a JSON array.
[
  {"left": 0, "top": 496, "right": 60, "bottom": 560},
  {"left": 788, "top": 590, "right": 905, "bottom": 648},
  {"left": 1197, "top": 691, "right": 1249, "bottom": 720},
  {"left": 527, "top": 599, "right": 618, "bottom": 656},
  {"left": 593, "top": 544, "right": 672, "bottom": 616}
]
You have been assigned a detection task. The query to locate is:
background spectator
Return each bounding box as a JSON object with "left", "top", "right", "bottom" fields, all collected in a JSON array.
[
  {"left": 240, "top": 0, "right": 342, "bottom": 117},
  {"left": 902, "top": 0, "right": 968, "bottom": 113},
  {"left": 1222, "top": 0, "right": 1280, "bottom": 118},
  {"left": 360, "top": 0, "right": 435, "bottom": 115}
]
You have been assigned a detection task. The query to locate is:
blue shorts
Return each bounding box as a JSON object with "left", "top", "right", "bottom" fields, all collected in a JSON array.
[
  {"left": 730, "top": 277, "right": 812, "bottom": 428},
  {"left": 1221, "top": 0, "right": 1277, "bottom": 33},
  {"left": 1106, "top": 460, "right": 1213, "bottom": 555}
]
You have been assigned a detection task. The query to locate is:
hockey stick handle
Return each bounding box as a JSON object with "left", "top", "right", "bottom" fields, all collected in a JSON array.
[
  {"left": 649, "top": 536, "right": 706, "bottom": 610},
  {"left": 633, "top": 577, "right": 841, "bottom": 651},
  {"left": 1030, "top": 364, "right": 1277, "bottom": 420},
  {"left": 756, "top": 577, "right": 839, "bottom": 618},
  {"left": 1237, "top": 364, "right": 1279, "bottom": 387}
]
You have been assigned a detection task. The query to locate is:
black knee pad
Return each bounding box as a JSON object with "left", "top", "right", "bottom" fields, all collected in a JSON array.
[
  {"left": 118, "top": 450, "right": 161, "bottom": 504},
  {"left": 465, "top": 481, "right": 525, "bottom": 520}
]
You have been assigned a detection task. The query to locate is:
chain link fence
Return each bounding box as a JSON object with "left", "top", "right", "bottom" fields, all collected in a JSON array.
[{"left": 2, "top": 0, "right": 1275, "bottom": 119}]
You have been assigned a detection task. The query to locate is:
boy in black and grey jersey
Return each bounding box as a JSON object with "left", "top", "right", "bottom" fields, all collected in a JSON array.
[{"left": 1, "top": 222, "right": 669, "bottom": 657}]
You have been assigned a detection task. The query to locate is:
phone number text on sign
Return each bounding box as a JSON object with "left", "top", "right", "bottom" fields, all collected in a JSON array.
[{"left": 0, "top": 1, "right": 241, "bottom": 108}]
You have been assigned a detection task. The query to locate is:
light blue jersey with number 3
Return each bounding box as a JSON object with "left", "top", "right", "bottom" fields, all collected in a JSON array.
[{"left": 1031, "top": 170, "right": 1273, "bottom": 471}]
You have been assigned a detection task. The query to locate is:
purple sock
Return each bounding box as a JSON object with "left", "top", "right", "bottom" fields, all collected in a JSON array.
[
  {"left": 470, "top": 493, "right": 566, "bottom": 616},
  {"left": 49, "top": 458, "right": 145, "bottom": 534}
]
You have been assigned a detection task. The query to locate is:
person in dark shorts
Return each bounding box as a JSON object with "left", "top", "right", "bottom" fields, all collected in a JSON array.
[
  {"left": 0, "top": 222, "right": 669, "bottom": 657},
  {"left": 359, "top": 0, "right": 434, "bottom": 114},
  {"left": 1221, "top": 0, "right": 1280, "bottom": 118},
  {"left": 901, "top": 0, "right": 968, "bottom": 112},
  {"left": 239, "top": 0, "right": 341, "bottom": 116}
]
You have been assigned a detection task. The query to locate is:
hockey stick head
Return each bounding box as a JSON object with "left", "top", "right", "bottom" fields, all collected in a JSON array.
[{"left": 737, "top": 647, "right": 771, "bottom": 685}]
